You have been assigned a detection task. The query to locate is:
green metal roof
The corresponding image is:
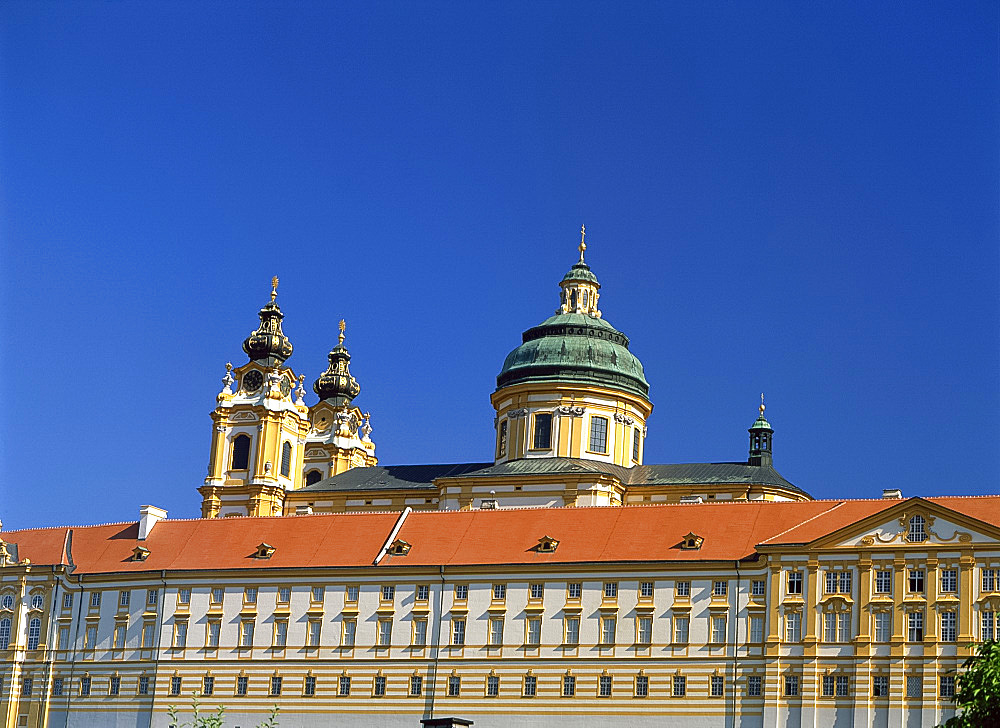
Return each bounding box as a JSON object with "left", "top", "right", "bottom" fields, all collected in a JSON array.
[
  {"left": 560, "top": 262, "right": 599, "bottom": 284},
  {"left": 496, "top": 313, "right": 650, "bottom": 398}
]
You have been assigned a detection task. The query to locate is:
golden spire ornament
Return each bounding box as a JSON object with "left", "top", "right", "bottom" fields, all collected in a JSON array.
[
  {"left": 270, "top": 276, "right": 279, "bottom": 303},
  {"left": 760, "top": 392, "right": 766, "bottom": 417},
  {"left": 578, "top": 224, "right": 587, "bottom": 263},
  {"left": 338, "top": 319, "right": 346, "bottom": 345}
]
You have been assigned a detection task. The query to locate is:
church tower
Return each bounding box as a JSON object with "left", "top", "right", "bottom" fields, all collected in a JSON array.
[{"left": 199, "top": 278, "right": 311, "bottom": 518}]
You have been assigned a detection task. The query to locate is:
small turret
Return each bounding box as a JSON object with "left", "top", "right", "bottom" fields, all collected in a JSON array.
[
  {"left": 557, "top": 225, "right": 602, "bottom": 317},
  {"left": 748, "top": 394, "right": 773, "bottom": 467},
  {"left": 313, "top": 320, "right": 362, "bottom": 407},
  {"left": 242, "top": 277, "right": 293, "bottom": 367}
]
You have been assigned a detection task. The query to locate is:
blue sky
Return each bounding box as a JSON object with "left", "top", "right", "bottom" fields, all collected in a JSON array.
[{"left": 1, "top": 2, "right": 997, "bottom": 530}]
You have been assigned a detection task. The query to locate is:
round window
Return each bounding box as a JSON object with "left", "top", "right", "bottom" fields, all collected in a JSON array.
[
  {"left": 0, "top": 595, "right": 13, "bottom": 610},
  {"left": 30, "top": 595, "right": 43, "bottom": 609}
]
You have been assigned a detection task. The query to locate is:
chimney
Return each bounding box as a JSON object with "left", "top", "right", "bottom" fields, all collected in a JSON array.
[
  {"left": 295, "top": 505, "right": 313, "bottom": 515},
  {"left": 420, "top": 720, "right": 474, "bottom": 728},
  {"left": 882, "top": 489, "right": 902, "bottom": 500},
  {"left": 679, "top": 495, "right": 704, "bottom": 504},
  {"left": 138, "top": 505, "right": 168, "bottom": 540}
]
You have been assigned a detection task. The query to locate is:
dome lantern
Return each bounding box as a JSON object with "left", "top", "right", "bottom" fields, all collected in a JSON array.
[
  {"left": 242, "top": 277, "right": 294, "bottom": 367},
  {"left": 313, "top": 319, "right": 362, "bottom": 407},
  {"left": 748, "top": 394, "right": 774, "bottom": 467}
]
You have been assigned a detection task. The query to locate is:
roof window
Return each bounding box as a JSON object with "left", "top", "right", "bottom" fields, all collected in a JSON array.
[
  {"left": 680, "top": 532, "right": 704, "bottom": 550},
  {"left": 131, "top": 546, "right": 151, "bottom": 562},
  {"left": 535, "top": 535, "right": 560, "bottom": 553},
  {"left": 388, "top": 539, "right": 411, "bottom": 556},
  {"left": 254, "top": 543, "right": 276, "bottom": 560}
]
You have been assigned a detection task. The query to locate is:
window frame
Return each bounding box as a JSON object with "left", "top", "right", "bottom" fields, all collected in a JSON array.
[{"left": 588, "top": 415, "right": 609, "bottom": 454}]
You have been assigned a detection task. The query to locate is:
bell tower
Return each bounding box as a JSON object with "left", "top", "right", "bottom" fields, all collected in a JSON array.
[
  {"left": 199, "top": 278, "right": 310, "bottom": 518},
  {"left": 748, "top": 395, "right": 774, "bottom": 467}
]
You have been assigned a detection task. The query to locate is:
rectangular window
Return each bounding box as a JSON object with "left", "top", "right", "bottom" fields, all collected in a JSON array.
[
  {"left": 906, "top": 676, "right": 921, "bottom": 698},
  {"left": 533, "top": 413, "right": 552, "bottom": 449},
  {"left": 568, "top": 583, "right": 582, "bottom": 599},
  {"left": 81, "top": 676, "right": 92, "bottom": 696},
  {"left": 873, "top": 675, "right": 889, "bottom": 697},
  {"left": 632, "top": 426, "right": 641, "bottom": 461},
  {"left": 674, "top": 616, "right": 689, "bottom": 643},
  {"left": 377, "top": 619, "right": 392, "bottom": 647},
  {"left": 147, "top": 589, "right": 158, "bottom": 606},
  {"left": 138, "top": 676, "right": 150, "bottom": 695},
  {"left": 489, "top": 617, "right": 504, "bottom": 646},
  {"left": 178, "top": 588, "right": 191, "bottom": 605},
  {"left": 941, "top": 569, "right": 958, "bottom": 593},
  {"left": 305, "top": 675, "right": 316, "bottom": 696},
  {"left": 342, "top": 619, "right": 356, "bottom": 647},
  {"left": 530, "top": 583, "right": 544, "bottom": 600},
  {"left": 589, "top": 415, "right": 609, "bottom": 453},
  {"left": 311, "top": 586, "right": 324, "bottom": 602},
  {"left": 237, "top": 676, "right": 249, "bottom": 696},
  {"left": 278, "top": 587, "right": 291, "bottom": 603},
  {"left": 750, "top": 616, "right": 764, "bottom": 643},
  {"left": 413, "top": 619, "right": 427, "bottom": 646},
  {"left": 21, "top": 677, "right": 33, "bottom": 697},
  {"left": 825, "top": 572, "right": 837, "bottom": 593},
  {"left": 114, "top": 624, "right": 126, "bottom": 649},
  {"left": 747, "top": 676, "right": 762, "bottom": 697},
  {"left": 836, "top": 676, "right": 849, "bottom": 697},
  {"left": 410, "top": 675, "right": 422, "bottom": 696},
  {"left": 174, "top": 621, "right": 188, "bottom": 648},
  {"left": 90, "top": 592, "right": 102, "bottom": 608},
  {"left": 983, "top": 568, "right": 997, "bottom": 592},
  {"left": 787, "top": 571, "right": 803, "bottom": 595},
  {"left": 59, "top": 626, "right": 70, "bottom": 648},
  {"left": 824, "top": 613, "right": 836, "bottom": 642},
  {"left": 875, "top": 570, "right": 893, "bottom": 594},
  {"left": 785, "top": 613, "right": 801, "bottom": 642},
  {"left": 417, "top": 584, "right": 430, "bottom": 601},
  {"left": 676, "top": 581, "right": 690, "bottom": 597},
  {"left": 270, "top": 676, "right": 282, "bottom": 696},
  {"left": 635, "top": 674, "right": 649, "bottom": 697},
  {"left": 837, "top": 612, "right": 851, "bottom": 643},
  {"left": 211, "top": 588, "right": 223, "bottom": 604},
  {"left": 374, "top": 675, "right": 386, "bottom": 697},
  {"left": 381, "top": 585, "right": 395, "bottom": 602},
  {"left": 604, "top": 582, "right": 618, "bottom": 599},
  {"left": 448, "top": 676, "right": 461, "bottom": 696},
  {"left": 874, "top": 612, "right": 891, "bottom": 642},
  {"left": 982, "top": 611, "right": 996, "bottom": 641},
  {"left": 487, "top": 674, "right": 500, "bottom": 697},
  {"left": 523, "top": 675, "right": 537, "bottom": 697},
  {"left": 672, "top": 675, "right": 686, "bottom": 697},
  {"left": 637, "top": 616, "right": 652, "bottom": 644},
  {"left": 908, "top": 611, "right": 924, "bottom": 642},
  {"left": 170, "top": 676, "right": 181, "bottom": 696},
  {"left": 339, "top": 676, "right": 351, "bottom": 696},
  {"left": 711, "top": 616, "right": 726, "bottom": 643},
  {"left": 207, "top": 621, "right": 221, "bottom": 648},
  {"left": 941, "top": 611, "right": 957, "bottom": 642},
  {"left": 599, "top": 674, "right": 612, "bottom": 697},
  {"left": 711, "top": 675, "right": 724, "bottom": 697},
  {"left": 346, "top": 585, "right": 359, "bottom": 602},
  {"left": 822, "top": 675, "right": 835, "bottom": 697},
  {"left": 110, "top": 676, "right": 120, "bottom": 696},
  {"left": 497, "top": 419, "right": 507, "bottom": 458},
  {"left": 240, "top": 620, "right": 255, "bottom": 647},
  {"left": 909, "top": 570, "right": 925, "bottom": 593},
  {"left": 601, "top": 616, "right": 617, "bottom": 645},
  {"left": 452, "top": 619, "right": 466, "bottom": 646},
  {"left": 751, "top": 580, "right": 766, "bottom": 596},
  {"left": 63, "top": 593, "right": 73, "bottom": 609},
  {"left": 565, "top": 617, "right": 580, "bottom": 644},
  {"left": 839, "top": 571, "right": 852, "bottom": 593},
  {"left": 118, "top": 590, "right": 130, "bottom": 608},
  {"left": 244, "top": 587, "right": 257, "bottom": 604},
  {"left": 713, "top": 581, "right": 728, "bottom": 597},
  {"left": 203, "top": 676, "right": 214, "bottom": 696},
  {"left": 308, "top": 620, "right": 321, "bottom": 647},
  {"left": 139, "top": 623, "right": 154, "bottom": 648},
  {"left": 492, "top": 583, "right": 506, "bottom": 601},
  {"left": 85, "top": 625, "right": 98, "bottom": 649},
  {"left": 640, "top": 581, "right": 654, "bottom": 598},
  {"left": 563, "top": 674, "right": 576, "bottom": 697},
  {"left": 784, "top": 675, "right": 799, "bottom": 696},
  {"left": 826, "top": 571, "right": 851, "bottom": 593},
  {"left": 941, "top": 676, "right": 955, "bottom": 699},
  {"left": 527, "top": 617, "right": 541, "bottom": 645},
  {"left": 455, "top": 584, "right": 469, "bottom": 600}
]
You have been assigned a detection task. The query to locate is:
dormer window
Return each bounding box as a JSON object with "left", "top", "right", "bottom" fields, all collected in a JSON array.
[
  {"left": 388, "top": 539, "right": 411, "bottom": 556},
  {"left": 535, "top": 536, "right": 559, "bottom": 553},
  {"left": 907, "top": 515, "right": 928, "bottom": 542},
  {"left": 254, "top": 543, "right": 276, "bottom": 560},
  {"left": 131, "top": 546, "right": 150, "bottom": 562},
  {"left": 680, "top": 532, "right": 704, "bottom": 550}
]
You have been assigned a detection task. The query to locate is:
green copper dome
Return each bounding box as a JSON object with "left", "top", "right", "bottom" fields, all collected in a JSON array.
[
  {"left": 496, "top": 313, "right": 650, "bottom": 398},
  {"left": 561, "top": 261, "right": 599, "bottom": 284}
]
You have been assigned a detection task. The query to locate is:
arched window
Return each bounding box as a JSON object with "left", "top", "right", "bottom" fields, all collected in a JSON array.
[
  {"left": 27, "top": 617, "right": 41, "bottom": 650},
  {"left": 908, "top": 515, "right": 927, "bottom": 542},
  {"left": 305, "top": 470, "right": 323, "bottom": 486},
  {"left": 231, "top": 435, "right": 251, "bottom": 470},
  {"left": 280, "top": 442, "right": 292, "bottom": 478},
  {"left": 0, "top": 618, "right": 10, "bottom": 649}
]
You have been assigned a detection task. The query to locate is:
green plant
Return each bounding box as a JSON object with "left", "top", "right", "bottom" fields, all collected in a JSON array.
[
  {"left": 939, "top": 640, "right": 1000, "bottom": 728},
  {"left": 167, "top": 694, "right": 279, "bottom": 728}
]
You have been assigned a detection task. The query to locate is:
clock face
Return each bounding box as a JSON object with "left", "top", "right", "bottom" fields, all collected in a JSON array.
[
  {"left": 243, "top": 370, "right": 264, "bottom": 392},
  {"left": 280, "top": 375, "right": 292, "bottom": 398}
]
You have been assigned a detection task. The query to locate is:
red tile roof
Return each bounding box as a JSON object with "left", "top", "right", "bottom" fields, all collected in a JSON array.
[{"left": 3, "top": 496, "right": 998, "bottom": 574}]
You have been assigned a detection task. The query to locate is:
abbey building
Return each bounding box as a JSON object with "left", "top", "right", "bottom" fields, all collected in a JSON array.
[{"left": 1, "top": 233, "right": 998, "bottom": 728}]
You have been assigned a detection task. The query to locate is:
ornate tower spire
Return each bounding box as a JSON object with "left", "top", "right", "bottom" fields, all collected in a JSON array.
[
  {"left": 748, "top": 393, "right": 774, "bottom": 467},
  {"left": 313, "top": 319, "right": 361, "bottom": 406},
  {"left": 558, "top": 226, "right": 602, "bottom": 317},
  {"left": 242, "top": 277, "right": 294, "bottom": 367}
]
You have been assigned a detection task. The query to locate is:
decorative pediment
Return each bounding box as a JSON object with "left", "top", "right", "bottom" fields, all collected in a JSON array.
[
  {"left": 230, "top": 411, "right": 259, "bottom": 422},
  {"left": 304, "top": 448, "right": 328, "bottom": 458}
]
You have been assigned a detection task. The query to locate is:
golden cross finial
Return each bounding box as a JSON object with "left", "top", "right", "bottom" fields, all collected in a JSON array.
[
  {"left": 760, "top": 392, "right": 766, "bottom": 416},
  {"left": 579, "top": 224, "right": 587, "bottom": 263},
  {"left": 338, "top": 319, "right": 346, "bottom": 345},
  {"left": 270, "top": 276, "right": 279, "bottom": 302}
]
